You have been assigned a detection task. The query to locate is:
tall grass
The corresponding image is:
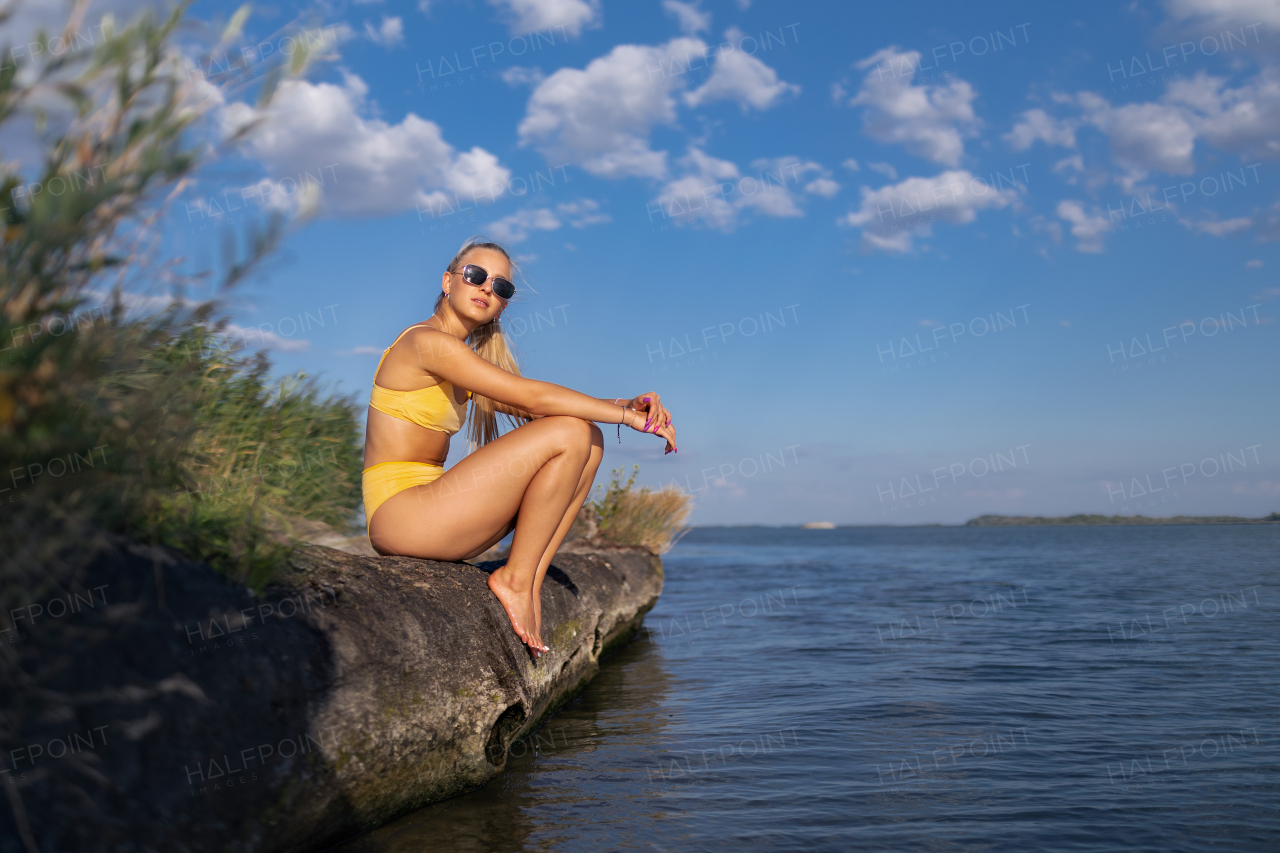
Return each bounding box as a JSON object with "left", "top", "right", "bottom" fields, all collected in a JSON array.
[
  {"left": 139, "top": 327, "right": 363, "bottom": 588},
  {"left": 1, "top": 5, "right": 354, "bottom": 845},
  {"left": 0, "top": 1, "right": 350, "bottom": 587},
  {"left": 591, "top": 465, "right": 693, "bottom": 554}
]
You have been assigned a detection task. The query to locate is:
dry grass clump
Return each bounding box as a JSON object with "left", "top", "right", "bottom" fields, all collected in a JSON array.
[{"left": 592, "top": 465, "right": 693, "bottom": 554}]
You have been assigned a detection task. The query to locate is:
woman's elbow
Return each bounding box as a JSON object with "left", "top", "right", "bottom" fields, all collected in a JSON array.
[{"left": 523, "top": 385, "right": 553, "bottom": 417}]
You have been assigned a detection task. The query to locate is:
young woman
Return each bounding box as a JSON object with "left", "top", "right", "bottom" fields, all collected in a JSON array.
[{"left": 362, "top": 237, "right": 677, "bottom": 658}]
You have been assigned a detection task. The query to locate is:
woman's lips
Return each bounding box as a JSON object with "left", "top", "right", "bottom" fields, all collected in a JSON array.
[{"left": 472, "top": 297, "right": 489, "bottom": 308}]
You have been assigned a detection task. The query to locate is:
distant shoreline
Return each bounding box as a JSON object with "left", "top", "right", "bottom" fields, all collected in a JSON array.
[
  {"left": 689, "top": 512, "right": 1280, "bottom": 529},
  {"left": 963, "top": 513, "right": 1280, "bottom": 526}
]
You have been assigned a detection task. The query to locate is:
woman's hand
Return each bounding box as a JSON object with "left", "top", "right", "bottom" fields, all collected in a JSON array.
[
  {"left": 626, "top": 393, "right": 671, "bottom": 434},
  {"left": 624, "top": 402, "right": 677, "bottom": 453}
]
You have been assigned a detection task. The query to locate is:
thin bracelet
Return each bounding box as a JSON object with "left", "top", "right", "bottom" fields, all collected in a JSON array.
[{"left": 616, "top": 404, "right": 631, "bottom": 443}]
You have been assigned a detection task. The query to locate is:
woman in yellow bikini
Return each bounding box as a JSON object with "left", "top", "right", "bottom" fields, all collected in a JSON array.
[{"left": 363, "top": 237, "right": 677, "bottom": 658}]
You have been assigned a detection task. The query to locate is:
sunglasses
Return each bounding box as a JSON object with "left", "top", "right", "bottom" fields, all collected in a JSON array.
[{"left": 452, "top": 263, "right": 515, "bottom": 301}]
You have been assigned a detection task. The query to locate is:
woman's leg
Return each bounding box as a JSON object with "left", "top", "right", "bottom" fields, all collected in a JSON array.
[
  {"left": 524, "top": 423, "right": 603, "bottom": 643},
  {"left": 369, "top": 415, "right": 595, "bottom": 652}
]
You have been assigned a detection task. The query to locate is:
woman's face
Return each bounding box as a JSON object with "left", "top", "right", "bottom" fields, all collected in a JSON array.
[{"left": 445, "top": 248, "right": 511, "bottom": 324}]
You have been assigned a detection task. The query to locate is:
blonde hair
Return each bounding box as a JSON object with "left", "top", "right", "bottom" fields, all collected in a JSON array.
[{"left": 436, "top": 236, "right": 532, "bottom": 451}]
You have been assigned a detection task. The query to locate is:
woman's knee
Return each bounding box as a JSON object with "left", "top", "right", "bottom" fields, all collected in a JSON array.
[{"left": 540, "top": 415, "right": 595, "bottom": 445}]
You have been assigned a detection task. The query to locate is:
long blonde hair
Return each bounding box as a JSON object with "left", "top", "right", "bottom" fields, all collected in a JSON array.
[{"left": 436, "top": 236, "right": 532, "bottom": 451}]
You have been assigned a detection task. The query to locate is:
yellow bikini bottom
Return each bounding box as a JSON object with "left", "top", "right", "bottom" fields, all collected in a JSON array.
[{"left": 362, "top": 461, "right": 446, "bottom": 525}]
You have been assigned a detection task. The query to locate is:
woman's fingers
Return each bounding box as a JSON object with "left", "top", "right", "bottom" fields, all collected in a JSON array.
[
  {"left": 659, "top": 423, "right": 677, "bottom": 453},
  {"left": 636, "top": 393, "right": 669, "bottom": 432}
]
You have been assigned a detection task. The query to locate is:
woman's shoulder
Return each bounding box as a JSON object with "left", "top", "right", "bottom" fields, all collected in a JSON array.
[{"left": 389, "top": 322, "right": 453, "bottom": 351}]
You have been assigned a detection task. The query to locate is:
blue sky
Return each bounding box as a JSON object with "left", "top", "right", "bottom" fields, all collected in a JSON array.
[{"left": 12, "top": 0, "right": 1279, "bottom": 524}]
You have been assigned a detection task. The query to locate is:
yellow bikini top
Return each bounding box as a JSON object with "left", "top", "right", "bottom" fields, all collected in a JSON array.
[{"left": 369, "top": 323, "right": 471, "bottom": 435}]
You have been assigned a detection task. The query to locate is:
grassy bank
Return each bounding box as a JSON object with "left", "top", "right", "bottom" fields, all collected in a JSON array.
[{"left": 0, "top": 3, "right": 359, "bottom": 593}]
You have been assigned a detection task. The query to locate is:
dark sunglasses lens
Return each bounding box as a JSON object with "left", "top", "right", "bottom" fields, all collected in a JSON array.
[
  {"left": 462, "top": 264, "right": 486, "bottom": 285},
  {"left": 492, "top": 278, "right": 515, "bottom": 300}
]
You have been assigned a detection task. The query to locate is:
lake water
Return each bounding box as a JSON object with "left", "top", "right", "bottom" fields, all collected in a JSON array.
[{"left": 333, "top": 525, "right": 1279, "bottom": 852}]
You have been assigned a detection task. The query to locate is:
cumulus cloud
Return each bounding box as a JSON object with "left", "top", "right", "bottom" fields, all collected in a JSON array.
[
  {"left": 1033, "top": 68, "right": 1280, "bottom": 186},
  {"left": 1165, "top": 0, "right": 1280, "bottom": 29},
  {"left": 1182, "top": 215, "right": 1253, "bottom": 236},
  {"left": 648, "top": 149, "right": 828, "bottom": 231},
  {"left": 839, "top": 170, "right": 1019, "bottom": 252},
  {"left": 841, "top": 47, "right": 980, "bottom": 166},
  {"left": 487, "top": 0, "right": 601, "bottom": 37},
  {"left": 1056, "top": 199, "right": 1112, "bottom": 252},
  {"left": 1076, "top": 92, "right": 1198, "bottom": 180},
  {"left": 805, "top": 177, "right": 841, "bottom": 198},
  {"left": 662, "top": 0, "right": 711, "bottom": 35},
  {"left": 1165, "top": 69, "right": 1280, "bottom": 161},
  {"left": 683, "top": 28, "right": 800, "bottom": 112},
  {"left": 487, "top": 198, "right": 611, "bottom": 242},
  {"left": 364, "top": 16, "right": 404, "bottom": 47},
  {"left": 1005, "top": 108, "right": 1078, "bottom": 150},
  {"left": 516, "top": 37, "right": 706, "bottom": 179},
  {"left": 221, "top": 72, "right": 511, "bottom": 217}
]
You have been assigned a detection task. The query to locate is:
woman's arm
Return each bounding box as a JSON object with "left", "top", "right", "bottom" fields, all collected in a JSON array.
[{"left": 411, "top": 329, "right": 653, "bottom": 428}]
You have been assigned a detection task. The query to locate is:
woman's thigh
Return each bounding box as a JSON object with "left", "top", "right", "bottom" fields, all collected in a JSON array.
[{"left": 369, "top": 415, "right": 594, "bottom": 560}]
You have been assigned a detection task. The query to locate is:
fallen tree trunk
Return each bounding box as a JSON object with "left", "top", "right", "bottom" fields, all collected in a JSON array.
[{"left": 1, "top": 537, "right": 663, "bottom": 852}]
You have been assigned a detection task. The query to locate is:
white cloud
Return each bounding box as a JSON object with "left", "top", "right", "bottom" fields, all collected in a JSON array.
[
  {"left": 1182, "top": 215, "right": 1253, "bottom": 235},
  {"left": 1045, "top": 68, "right": 1280, "bottom": 185},
  {"left": 516, "top": 37, "right": 706, "bottom": 179},
  {"left": 649, "top": 149, "right": 826, "bottom": 231},
  {"left": 502, "top": 66, "right": 545, "bottom": 86},
  {"left": 221, "top": 73, "right": 511, "bottom": 217},
  {"left": 867, "top": 162, "right": 898, "bottom": 179},
  {"left": 839, "top": 170, "right": 1019, "bottom": 252},
  {"left": 683, "top": 28, "right": 799, "bottom": 112},
  {"left": 1076, "top": 92, "right": 1198, "bottom": 179},
  {"left": 487, "top": 0, "right": 601, "bottom": 37},
  {"left": 223, "top": 322, "right": 310, "bottom": 352},
  {"left": 1165, "top": 69, "right": 1280, "bottom": 161},
  {"left": 662, "top": 0, "right": 711, "bottom": 35},
  {"left": 487, "top": 198, "right": 611, "bottom": 242},
  {"left": 1165, "top": 0, "right": 1280, "bottom": 29},
  {"left": 364, "top": 16, "right": 404, "bottom": 47},
  {"left": 1056, "top": 199, "right": 1112, "bottom": 252},
  {"left": 1053, "top": 154, "right": 1085, "bottom": 174},
  {"left": 1005, "top": 108, "right": 1078, "bottom": 151},
  {"left": 842, "top": 47, "right": 980, "bottom": 166},
  {"left": 805, "top": 178, "right": 841, "bottom": 198},
  {"left": 842, "top": 158, "right": 860, "bottom": 171},
  {"left": 1246, "top": 259, "right": 1264, "bottom": 267}
]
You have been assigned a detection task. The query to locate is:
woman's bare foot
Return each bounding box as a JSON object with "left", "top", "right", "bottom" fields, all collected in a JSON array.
[
  {"left": 486, "top": 569, "right": 542, "bottom": 656},
  {"left": 532, "top": 588, "right": 545, "bottom": 652}
]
